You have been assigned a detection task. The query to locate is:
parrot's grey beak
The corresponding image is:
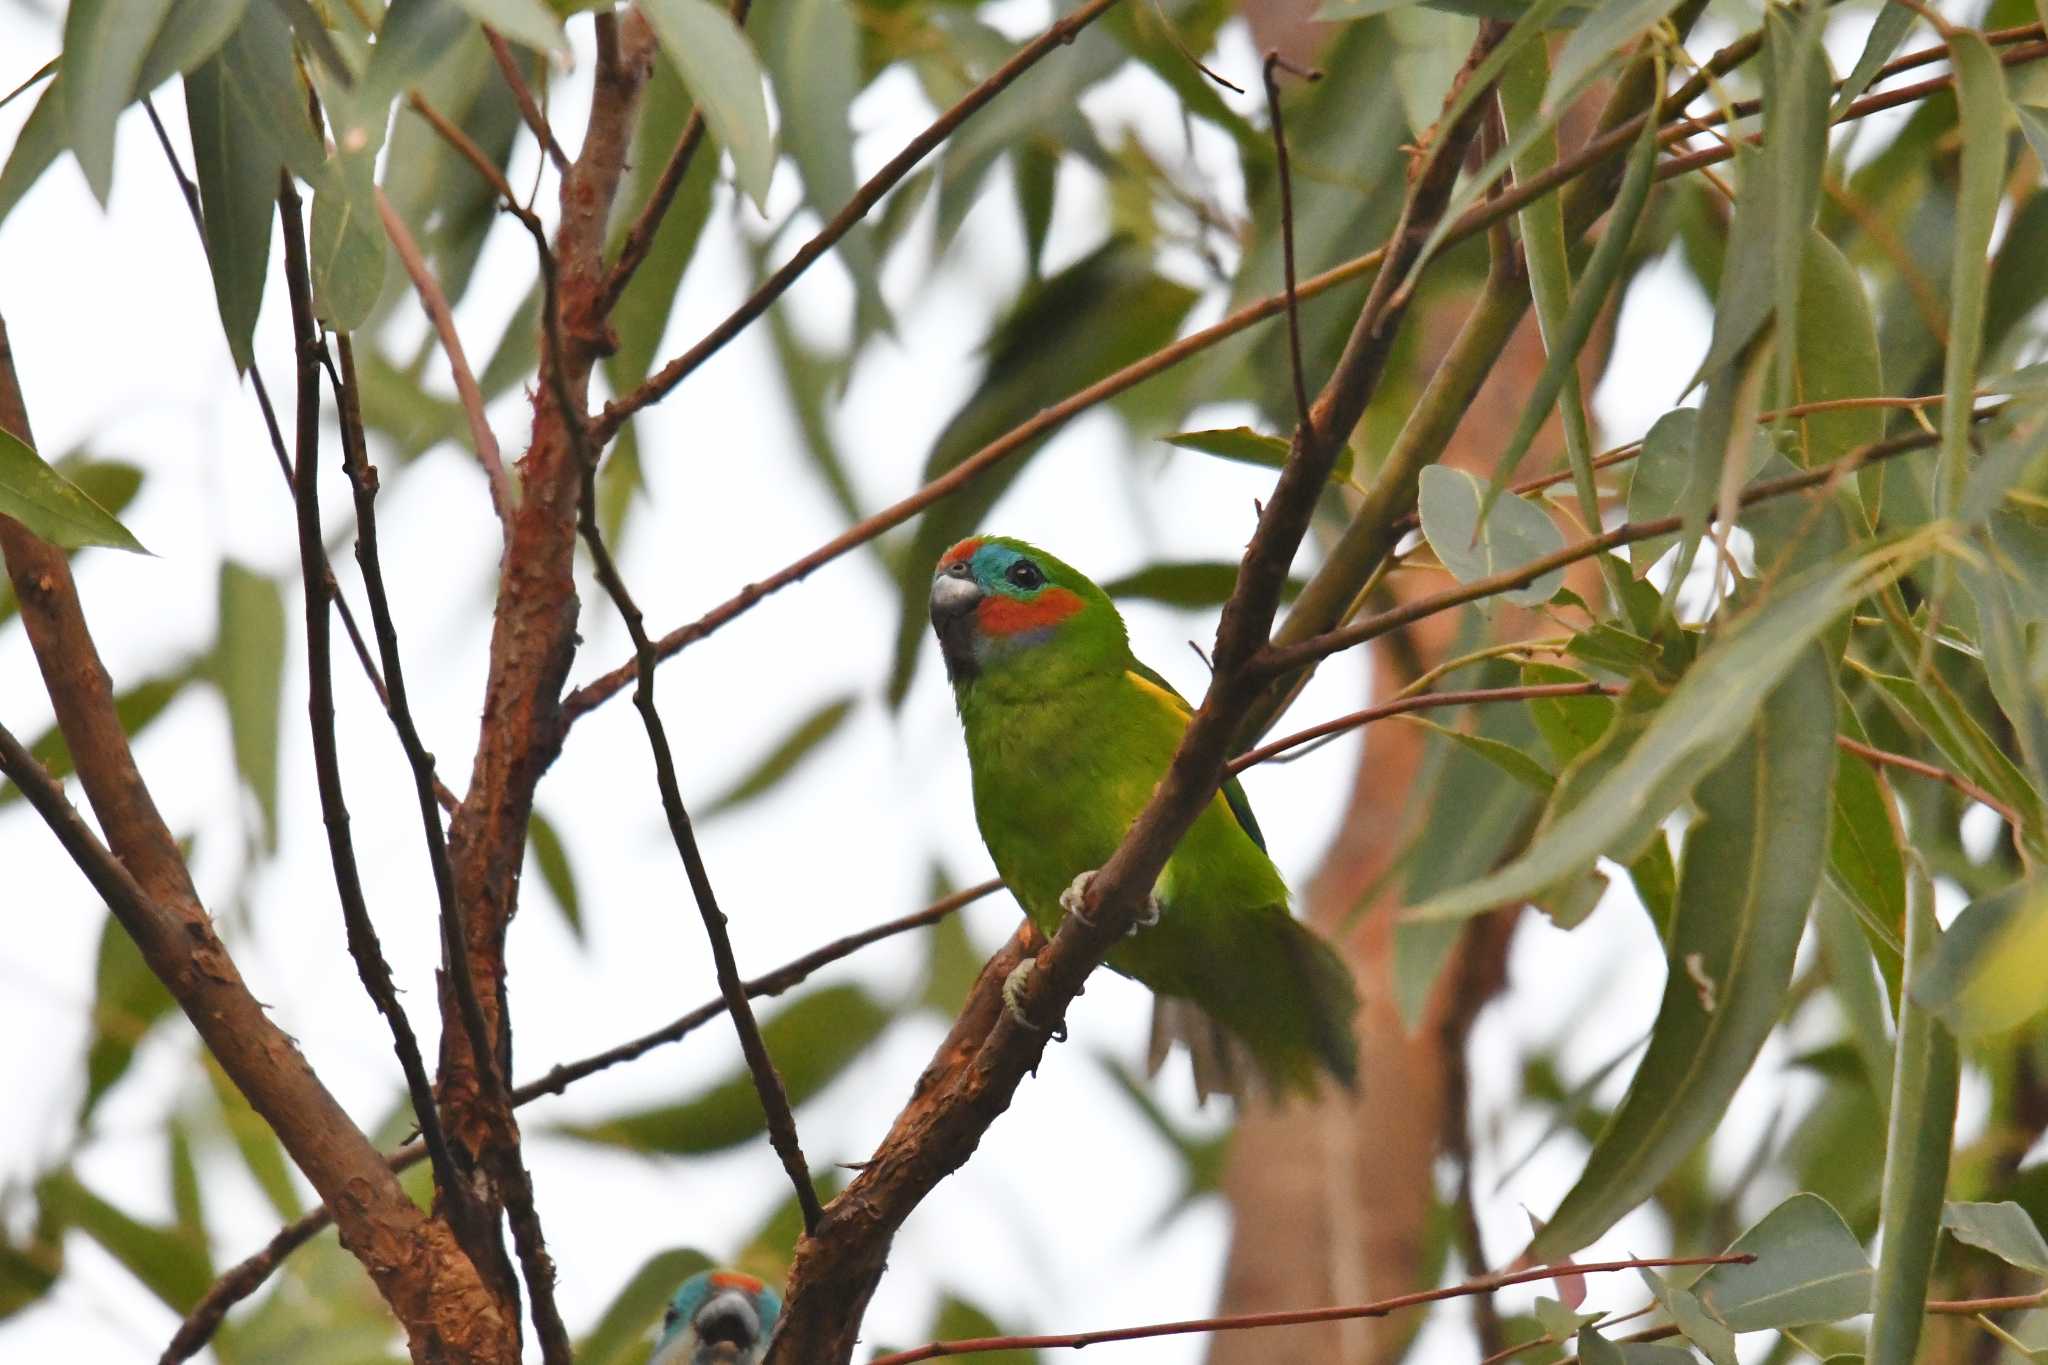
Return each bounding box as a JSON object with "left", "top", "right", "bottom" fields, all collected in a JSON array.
[
  {"left": 692, "top": 1291, "right": 762, "bottom": 1364},
  {"left": 929, "top": 568, "right": 981, "bottom": 621},
  {"left": 930, "top": 568, "right": 983, "bottom": 682}
]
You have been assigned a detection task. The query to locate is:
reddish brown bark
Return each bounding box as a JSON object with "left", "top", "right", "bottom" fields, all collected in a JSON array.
[
  {"left": 0, "top": 317, "right": 517, "bottom": 1363},
  {"left": 1209, "top": 282, "right": 1602, "bottom": 1363}
]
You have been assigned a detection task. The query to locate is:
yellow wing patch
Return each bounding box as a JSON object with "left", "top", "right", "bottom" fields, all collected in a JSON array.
[{"left": 1124, "top": 669, "right": 1192, "bottom": 720}]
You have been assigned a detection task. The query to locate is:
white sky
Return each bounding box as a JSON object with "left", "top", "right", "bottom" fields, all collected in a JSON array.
[{"left": 0, "top": 2, "right": 2000, "bottom": 1361}]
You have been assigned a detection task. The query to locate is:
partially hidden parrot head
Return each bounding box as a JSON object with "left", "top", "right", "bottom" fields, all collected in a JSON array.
[
  {"left": 651, "top": 1270, "right": 782, "bottom": 1365},
  {"left": 930, "top": 536, "right": 1123, "bottom": 684}
]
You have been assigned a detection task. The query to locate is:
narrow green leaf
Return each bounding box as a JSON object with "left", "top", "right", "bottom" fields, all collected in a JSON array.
[
  {"left": 1494, "top": 37, "right": 1661, "bottom": 524},
  {"left": 576, "top": 1247, "right": 713, "bottom": 1365},
  {"left": 1628, "top": 409, "right": 1696, "bottom": 573},
  {"left": 1943, "top": 1201, "right": 2048, "bottom": 1274},
  {"left": 212, "top": 561, "right": 285, "bottom": 848},
  {"left": 1417, "top": 466, "right": 1566, "bottom": 608},
  {"left": 1545, "top": 0, "right": 1683, "bottom": 109},
  {"left": 2019, "top": 105, "right": 2048, "bottom": 170},
  {"left": 213, "top": 1, "right": 326, "bottom": 179},
  {"left": 758, "top": 0, "right": 885, "bottom": 324},
  {"left": 1867, "top": 871, "right": 1959, "bottom": 1365},
  {"left": 1698, "top": 145, "right": 1778, "bottom": 379},
  {"left": 1637, "top": 1267, "right": 1737, "bottom": 1365},
  {"left": 203, "top": 1052, "right": 303, "bottom": 1219},
  {"left": 447, "top": 0, "right": 565, "bottom": 54},
  {"left": 1695, "top": 1193, "right": 1873, "bottom": 1330},
  {"left": 1816, "top": 886, "right": 1897, "bottom": 1107},
  {"left": 1938, "top": 33, "right": 2006, "bottom": 522},
  {"left": 704, "top": 695, "right": 856, "bottom": 816},
  {"left": 64, "top": 0, "right": 180, "bottom": 204},
  {"left": 558, "top": 986, "right": 893, "bottom": 1153},
  {"left": 1404, "top": 715, "right": 1556, "bottom": 792},
  {"left": 167, "top": 1120, "right": 204, "bottom": 1242},
  {"left": 1831, "top": 2, "right": 1917, "bottom": 116},
  {"left": 0, "top": 426, "right": 148, "bottom": 552},
  {"left": 363, "top": 0, "right": 475, "bottom": 106},
  {"left": 1826, "top": 711, "right": 1907, "bottom": 981},
  {"left": 1910, "top": 879, "right": 2048, "bottom": 1037},
  {"left": 0, "top": 668, "right": 193, "bottom": 810},
  {"left": 308, "top": 166, "right": 386, "bottom": 333},
  {"left": 1764, "top": 3, "right": 1829, "bottom": 434},
  {"left": 39, "top": 1171, "right": 211, "bottom": 1311},
  {"left": 137, "top": 0, "right": 251, "bottom": 93},
  {"left": 527, "top": 811, "right": 582, "bottom": 942},
  {"left": 79, "top": 911, "right": 177, "bottom": 1124},
  {"left": 1163, "top": 426, "right": 1291, "bottom": 467},
  {"left": 0, "top": 80, "right": 68, "bottom": 230},
  {"left": 1528, "top": 643, "right": 1836, "bottom": 1259},
  {"left": 1412, "top": 550, "right": 1899, "bottom": 926},
  {"left": 184, "top": 51, "right": 277, "bottom": 372},
  {"left": 642, "top": 0, "right": 777, "bottom": 210},
  {"left": 1102, "top": 562, "right": 1304, "bottom": 609}
]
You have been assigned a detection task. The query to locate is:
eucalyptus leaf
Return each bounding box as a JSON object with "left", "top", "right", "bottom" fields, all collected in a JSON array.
[
  {"left": 63, "top": 0, "right": 180, "bottom": 204},
  {"left": 643, "top": 0, "right": 778, "bottom": 209},
  {"left": 447, "top": 0, "right": 566, "bottom": 54},
  {"left": 1694, "top": 1193, "right": 1872, "bottom": 1330},
  {"left": 0, "top": 426, "right": 148, "bottom": 553},
  {"left": 704, "top": 695, "right": 857, "bottom": 816},
  {"left": 1943, "top": 1201, "right": 2048, "bottom": 1274},
  {"left": 1417, "top": 465, "right": 1566, "bottom": 608},
  {"left": 1910, "top": 880, "right": 2048, "bottom": 1037},
  {"left": 1529, "top": 644, "right": 1835, "bottom": 1259}
]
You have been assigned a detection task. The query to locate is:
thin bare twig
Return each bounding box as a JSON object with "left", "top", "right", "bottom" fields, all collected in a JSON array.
[
  {"left": 137, "top": 98, "right": 458, "bottom": 811},
  {"left": 560, "top": 31, "right": 2048, "bottom": 735},
  {"left": 1262, "top": 51, "right": 1319, "bottom": 427},
  {"left": 273, "top": 174, "right": 464, "bottom": 1213},
  {"left": 484, "top": 26, "right": 569, "bottom": 173},
  {"left": 163, "top": 879, "right": 1001, "bottom": 1359},
  {"left": 865, "top": 1254, "right": 1753, "bottom": 1362},
  {"left": 593, "top": 0, "right": 1129, "bottom": 441},
  {"left": 1230, "top": 682, "right": 1612, "bottom": 772},
  {"left": 1838, "top": 733, "right": 2019, "bottom": 827},
  {"left": 570, "top": 425, "right": 826, "bottom": 1232},
  {"left": 374, "top": 186, "right": 513, "bottom": 524}
]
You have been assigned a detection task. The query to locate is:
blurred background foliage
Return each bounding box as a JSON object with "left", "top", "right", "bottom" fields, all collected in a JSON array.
[{"left": 1, "top": 0, "right": 2047, "bottom": 1359}]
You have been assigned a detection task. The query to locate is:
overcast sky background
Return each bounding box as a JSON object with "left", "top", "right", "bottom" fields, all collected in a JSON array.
[{"left": 0, "top": 1, "right": 1995, "bottom": 1360}]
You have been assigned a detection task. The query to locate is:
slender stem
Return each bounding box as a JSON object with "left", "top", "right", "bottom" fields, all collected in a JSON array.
[
  {"left": 1263, "top": 52, "right": 1318, "bottom": 428},
  {"left": 161, "top": 879, "right": 1000, "bottom": 1360},
  {"left": 484, "top": 26, "right": 568, "bottom": 173},
  {"left": 1231, "top": 682, "right": 1612, "bottom": 772},
  {"left": 274, "top": 174, "right": 463, "bottom": 1211},
  {"left": 594, "top": 0, "right": 1129, "bottom": 440},
  {"left": 374, "top": 186, "right": 512, "bottom": 522},
  {"left": 865, "top": 1255, "right": 1754, "bottom": 1363}
]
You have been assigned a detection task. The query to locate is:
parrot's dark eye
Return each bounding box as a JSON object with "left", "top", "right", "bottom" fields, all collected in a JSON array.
[
  {"left": 1007, "top": 560, "right": 1044, "bottom": 590},
  {"left": 663, "top": 1305, "right": 680, "bottom": 1330}
]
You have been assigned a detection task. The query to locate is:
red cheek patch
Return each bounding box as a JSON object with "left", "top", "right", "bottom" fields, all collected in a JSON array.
[
  {"left": 977, "top": 586, "right": 1083, "bottom": 636},
  {"left": 709, "top": 1271, "right": 766, "bottom": 1294}
]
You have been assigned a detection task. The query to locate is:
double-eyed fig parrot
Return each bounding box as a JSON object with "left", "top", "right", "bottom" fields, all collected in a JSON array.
[
  {"left": 653, "top": 1269, "right": 782, "bottom": 1365},
  {"left": 929, "top": 535, "right": 1359, "bottom": 1098}
]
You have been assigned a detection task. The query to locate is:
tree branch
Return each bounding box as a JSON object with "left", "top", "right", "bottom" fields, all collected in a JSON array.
[
  {"left": 592, "top": 0, "right": 1129, "bottom": 441},
  {"left": 764, "top": 24, "right": 1512, "bottom": 1358},
  {"left": 273, "top": 176, "right": 465, "bottom": 1216},
  {"left": 161, "top": 879, "right": 1001, "bottom": 1360},
  {"left": 865, "top": 1254, "right": 1753, "bottom": 1362},
  {"left": 484, "top": 26, "right": 568, "bottom": 174},
  {"left": 0, "top": 315, "right": 516, "bottom": 1359},
  {"left": 374, "top": 185, "right": 514, "bottom": 523}
]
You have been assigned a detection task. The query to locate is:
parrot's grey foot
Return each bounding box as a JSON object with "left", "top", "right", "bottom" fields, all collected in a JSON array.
[
  {"left": 1002, "top": 960, "right": 1066, "bottom": 1041},
  {"left": 1060, "top": 869, "right": 1163, "bottom": 936},
  {"left": 1059, "top": 871, "right": 1101, "bottom": 927}
]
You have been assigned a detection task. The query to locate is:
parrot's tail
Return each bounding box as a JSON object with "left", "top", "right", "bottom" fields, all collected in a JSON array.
[
  {"left": 1147, "top": 997, "right": 1256, "bottom": 1103},
  {"left": 1146, "top": 916, "right": 1360, "bottom": 1103}
]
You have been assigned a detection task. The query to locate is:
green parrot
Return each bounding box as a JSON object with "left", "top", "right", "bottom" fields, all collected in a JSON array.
[{"left": 929, "top": 534, "right": 1359, "bottom": 1098}]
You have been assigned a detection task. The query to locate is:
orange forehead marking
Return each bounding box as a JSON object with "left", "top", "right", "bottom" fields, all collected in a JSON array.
[
  {"left": 977, "top": 586, "right": 1082, "bottom": 636},
  {"left": 941, "top": 536, "right": 985, "bottom": 566},
  {"left": 709, "top": 1271, "right": 765, "bottom": 1294}
]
